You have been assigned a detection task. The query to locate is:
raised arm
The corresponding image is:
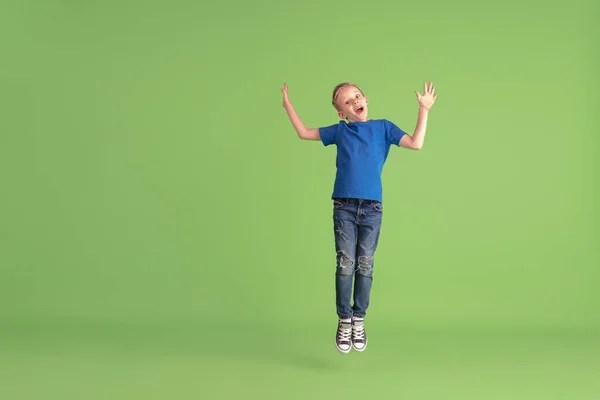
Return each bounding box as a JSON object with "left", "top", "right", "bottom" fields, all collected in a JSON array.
[
  {"left": 399, "top": 81, "right": 438, "bottom": 150},
  {"left": 281, "top": 83, "right": 320, "bottom": 141}
]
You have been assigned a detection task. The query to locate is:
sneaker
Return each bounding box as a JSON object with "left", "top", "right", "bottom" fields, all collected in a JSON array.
[
  {"left": 352, "top": 317, "right": 367, "bottom": 351},
  {"left": 335, "top": 319, "right": 352, "bottom": 353}
]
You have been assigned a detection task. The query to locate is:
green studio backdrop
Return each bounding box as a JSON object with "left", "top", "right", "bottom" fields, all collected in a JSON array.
[{"left": 1, "top": 0, "right": 598, "bottom": 399}]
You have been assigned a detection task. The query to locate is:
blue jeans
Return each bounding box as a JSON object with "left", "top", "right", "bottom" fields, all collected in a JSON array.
[{"left": 332, "top": 198, "right": 383, "bottom": 319}]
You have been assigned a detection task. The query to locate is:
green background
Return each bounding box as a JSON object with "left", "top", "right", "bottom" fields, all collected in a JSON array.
[{"left": 1, "top": 0, "right": 598, "bottom": 398}]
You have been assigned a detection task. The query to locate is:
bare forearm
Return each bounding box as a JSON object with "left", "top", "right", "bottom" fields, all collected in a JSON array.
[
  {"left": 411, "top": 106, "right": 429, "bottom": 149},
  {"left": 402, "top": 81, "right": 437, "bottom": 150},
  {"left": 284, "top": 103, "right": 310, "bottom": 138}
]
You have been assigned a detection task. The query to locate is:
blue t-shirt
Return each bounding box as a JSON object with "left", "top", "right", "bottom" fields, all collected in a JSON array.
[{"left": 319, "top": 119, "right": 406, "bottom": 202}]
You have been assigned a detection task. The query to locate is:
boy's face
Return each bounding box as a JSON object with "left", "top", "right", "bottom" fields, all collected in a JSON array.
[{"left": 336, "top": 86, "right": 368, "bottom": 122}]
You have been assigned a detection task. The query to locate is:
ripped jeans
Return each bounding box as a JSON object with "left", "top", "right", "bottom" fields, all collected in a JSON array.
[{"left": 332, "top": 197, "right": 382, "bottom": 319}]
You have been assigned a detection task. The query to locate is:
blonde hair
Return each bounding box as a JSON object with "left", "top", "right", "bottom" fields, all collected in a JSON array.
[{"left": 332, "top": 82, "right": 364, "bottom": 110}]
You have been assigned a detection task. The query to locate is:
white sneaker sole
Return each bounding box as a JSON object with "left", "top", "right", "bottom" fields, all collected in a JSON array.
[
  {"left": 352, "top": 339, "right": 367, "bottom": 352},
  {"left": 336, "top": 340, "right": 352, "bottom": 354}
]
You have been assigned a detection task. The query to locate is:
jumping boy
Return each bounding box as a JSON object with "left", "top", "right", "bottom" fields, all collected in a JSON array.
[{"left": 281, "top": 81, "right": 437, "bottom": 353}]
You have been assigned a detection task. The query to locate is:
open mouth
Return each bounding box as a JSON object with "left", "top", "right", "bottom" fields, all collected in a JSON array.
[{"left": 356, "top": 106, "right": 364, "bottom": 113}]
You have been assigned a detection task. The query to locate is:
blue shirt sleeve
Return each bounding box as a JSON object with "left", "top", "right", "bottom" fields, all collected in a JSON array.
[
  {"left": 319, "top": 123, "right": 340, "bottom": 146},
  {"left": 385, "top": 120, "right": 406, "bottom": 146}
]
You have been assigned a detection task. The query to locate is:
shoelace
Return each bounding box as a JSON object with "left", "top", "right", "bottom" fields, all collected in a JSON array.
[
  {"left": 338, "top": 324, "right": 352, "bottom": 341},
  {"left": 352, "top": 323, "right": 365, "bottom": 340}
]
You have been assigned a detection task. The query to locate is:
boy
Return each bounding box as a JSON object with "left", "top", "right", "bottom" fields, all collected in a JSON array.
[{"left": 281, "top": 81, "right": 437, "bottom": 353}]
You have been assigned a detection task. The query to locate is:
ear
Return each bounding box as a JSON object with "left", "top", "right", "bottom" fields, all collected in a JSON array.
[{"left": 338, "top": 110, "right": 346, "bottom": 120}]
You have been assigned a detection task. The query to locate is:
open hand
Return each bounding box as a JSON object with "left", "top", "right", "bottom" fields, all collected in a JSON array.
[
  {"left": 281, "top": 82, "right": 290, "bottom": 108},
  {"left": 415, "top": 81, "right": 437, "bottom": 110}
]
